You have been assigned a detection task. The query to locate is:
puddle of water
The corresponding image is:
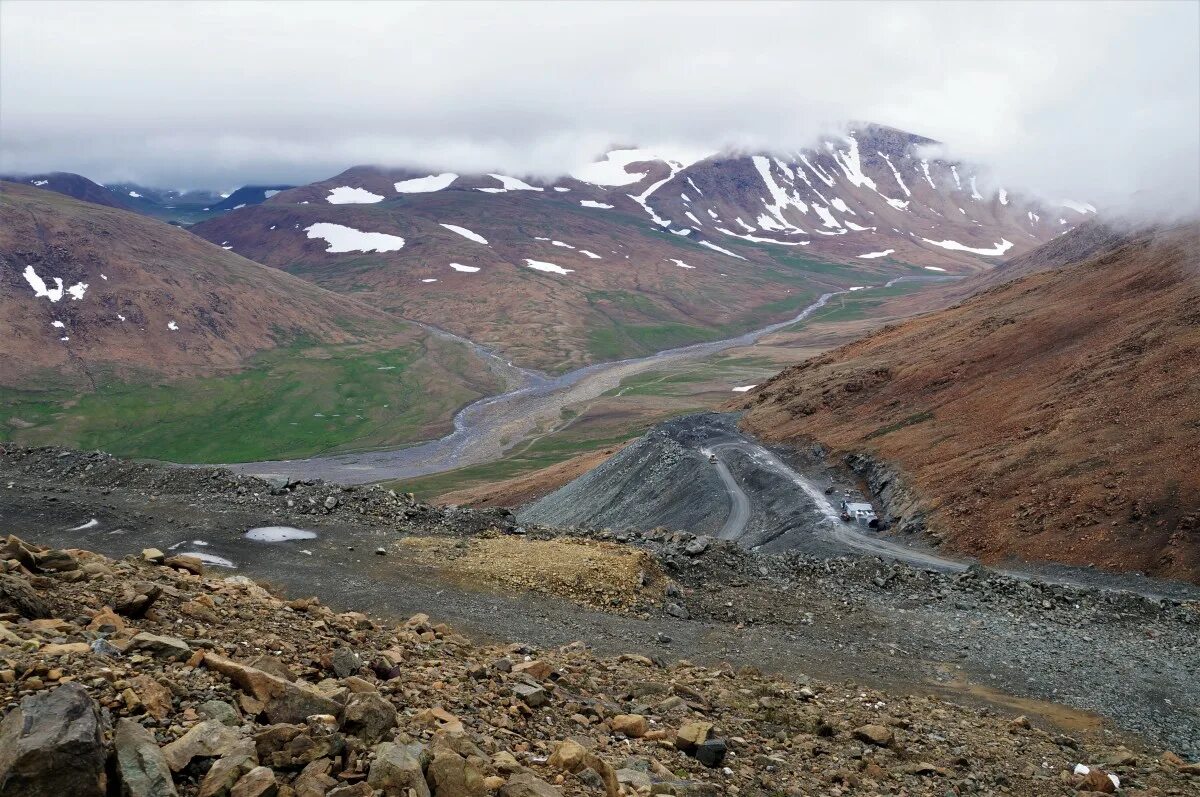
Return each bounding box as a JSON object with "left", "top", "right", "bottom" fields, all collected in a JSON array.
[
  {"left": 68, "top": 519, "right": 99, "bottom": 531},
  {"left": 179, "top": 551, "right": 236, "bottom": 568},
  {"left": 930, "top": 668, "right": 1105, "bottom": 734},
  {"left": 245, "top": 526, "right": 318, "bottom": 542}
]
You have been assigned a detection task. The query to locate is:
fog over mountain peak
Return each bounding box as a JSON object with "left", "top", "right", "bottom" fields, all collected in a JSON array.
[{"left": 1, "top": 1, "right": 1196, "bottom": 218}]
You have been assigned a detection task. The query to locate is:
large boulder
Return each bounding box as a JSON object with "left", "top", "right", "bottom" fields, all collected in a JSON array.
[
  {"left": 341, "top": 692, "right": 397, "bottom": 744},
  {"left": 425, "top": 737, "right": 486, "bottom": 797},
  {"left": 129, "top": 632, "right": 193, "bottom": 660},
  {"left": 498, "top": 774, "right": 561, "bottom": 797},
  {"left": 0, "top": 573, "right": 50, "bottom": 618},
  {"left": 229, "top": 765, "right": 277, "bottom": 797},
  {"left": 113, "top": 718, "right": 179, "bottom": 797},
  {"left": 161, "top": 720, "right": 241, "bottom": 772},
  {"left": 197, "top": 739, "right": 258, "bottom": 797},
  {"left": 368, "top": 742, "right": 430, "bottom": 797},
  {"left": 203, "top": 653, "right": 342, "bottom": 724},
  {"left": 0, "top": 682, "right": 109, "bottom": 796}
]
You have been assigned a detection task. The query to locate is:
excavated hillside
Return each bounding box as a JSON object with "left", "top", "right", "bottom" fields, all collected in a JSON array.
[{"left": 738, "top": 224, "right": 1200, "bottom": 582}]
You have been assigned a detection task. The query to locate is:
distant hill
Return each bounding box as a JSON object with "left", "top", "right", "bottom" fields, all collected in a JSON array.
[
  {"left": 1, "top": 172, "right": 136, "bottom": 211},
  {"left": 209, "top": 184, "right": 294, "bottom": 212},
  {"left": 0, "top": 181, "right": 500, "bottom": 461},
  {"left": 737, "top": 223, "right": 1200, "bottom": 581},
  {"left": 3, "top": 174, "right": 294, "bottom": 224}
]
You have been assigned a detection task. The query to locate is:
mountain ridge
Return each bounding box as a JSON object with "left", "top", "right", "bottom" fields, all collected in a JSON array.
[{"left": 736, "top": 222, "right": 1200, "bottom": 581}]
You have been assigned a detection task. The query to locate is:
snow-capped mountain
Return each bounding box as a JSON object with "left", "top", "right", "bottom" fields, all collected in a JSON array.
[{"left": 187, "top": 124, "right": 1090, "bottom": 371}]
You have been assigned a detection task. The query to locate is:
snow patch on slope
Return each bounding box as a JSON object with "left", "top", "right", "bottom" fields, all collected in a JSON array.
[
  {"left": 440, "top": 224, "right": 488, "bottom": 244},
  {"left": 920, "top": 237, "right": 1013, "bottom": 256},
  {"left": 524, "top": 259, "right": 574, "bottom": 275},
  {"left": 326, "top": 186, "right": 385, "bottom": 204},
  {"left": 305, "top": 223, "right": 405, "bottom": 253},
  {"left": 394, "top": 173, "right": 458, "bottom": 193},
  {"left": 697, "top": 240, "right": 747, "bottom": 260}
]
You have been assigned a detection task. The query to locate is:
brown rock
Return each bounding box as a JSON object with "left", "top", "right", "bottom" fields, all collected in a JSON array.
[
  {"left": 197, "top": 739, "right": 259, "bottom": 797},
  {"left": 247, "top": 656, "right": 297, "bottom": 682},
  {"left": 675, "top": 720, "right": 713, "bottom": 753},
  {"left": 367, "top": 741, "right": 430, "bottom": 797},
  {"left": 413, "top": 706, "right": 464, "bottom": 735},
  {"left": 132, "top": 675, "right": 174, "bottom": 720},
  {"left": 39, "top": 642, "right": 91, "bottom": 657},
  {"left": 31, "top": 549, "right": 79, "bottom": 572},
  {"left": 498, "top": 773, "right": 561, "bottom": 797},
  {"left": 87, "top": 606, "right": 126, "bottom": 633},
  {"left": 511, "top": 660, "right": 552, "bottom": 681},
  {"left": 610, "top": 714, "right": 649, "bottom": 738},
  {"left": 852, "top": 724, "right": 894, "bottom": 747},
  {"left": 341, "top": 692, "right": 397, "bottom": 744},
  {"left": 426, "top": 746, "right": 486, "bottom": 797},
  {"left": 115, "top": 582, "right": 163, "bottom": 618},
  {"left": 292, "top": 758, "right": 338, "bottom": 797},
  {"left": 582, "top": 752, "right": 619, "bottom": 797},
  {"left": 328, "top": 784, "right": 373, "bottom": 797},
  {"left": 203, "top": 653, "right": 341, "bottom": 724},
  {"left": 164, "top": 555, "right": 205, "bottom": 575},
  {"left": 1077, "top": 768, "right": 1117, "bottom": 793},
  {"left": 230, "top": 766, "right": 278, "bottom": 797},
  {"left": 162, "top": 719, "right": 240, "bottom": 772},
  {"left": 547, "top": 739, "right": 587, "bottom": 773}
]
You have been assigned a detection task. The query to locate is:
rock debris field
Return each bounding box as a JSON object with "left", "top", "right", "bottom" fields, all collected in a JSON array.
[{"left": 0, "top": 445, "right": 1197, "bottom": 797}]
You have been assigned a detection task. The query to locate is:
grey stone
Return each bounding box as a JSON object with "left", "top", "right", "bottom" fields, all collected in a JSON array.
[
  {"left": 198, "top": 700, "right": 241, "bottom": 726},
  {"left": 367, "top": 741, "right": 430, "bottom": 797},
  {"left": 694, "top": 738, "right": 728, "bottom": 768},
  {"left": 197, "top": 739, "right": 258, "bottom": 797},
  {"left": 665, "top": 602, "right": 689, "bottom": 619},
  {"left": 130, "top": 632, "right": 192, "bottom": 660},
  {"left": 511, "top": 683, "right": 547, "bottom": 707},
  {"left": 0, "top": 573, "right": 50, "bottom": 618},
  {"left": 341, "top": 692, "right": 397, "bottom": 744},
  {"left": 330, "top": 647, "right": 362, "bottom": 678},
  {"left": 0, "top": 682, "right": 108, "bottom": 797},
  {"left": 114, "top": 718, "right": 178, "bottom": 797}
]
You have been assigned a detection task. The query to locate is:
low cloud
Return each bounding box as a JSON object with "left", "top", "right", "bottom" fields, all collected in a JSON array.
[{"left": 2, "top": 1, "right": 1196, "bottom": 218}]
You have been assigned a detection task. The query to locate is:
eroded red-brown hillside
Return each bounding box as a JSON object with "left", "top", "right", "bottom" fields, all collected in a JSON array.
[{"left": 738, "top": 224, "right": 1200, "bottom": 581}]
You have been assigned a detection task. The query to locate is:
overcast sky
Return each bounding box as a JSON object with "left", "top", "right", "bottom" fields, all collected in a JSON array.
[{"left": 1, "top": 1, "right": 1197, "bottom": 215}]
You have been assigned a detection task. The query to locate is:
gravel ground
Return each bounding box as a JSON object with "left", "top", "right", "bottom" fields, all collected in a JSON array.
[{"left": 2, "top": 445, "right": 1198, "bottom": 760}]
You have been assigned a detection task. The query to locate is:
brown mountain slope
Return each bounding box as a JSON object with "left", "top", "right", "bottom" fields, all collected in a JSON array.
[
  {"left": 737, "top": 223, "right": 1200, "bottom": 581},
  {"left": 0, "top": 180, "right": 408, "bottom": 386},
  {"left": 0, "top": 182, "right": 501, "bottom": 463}
]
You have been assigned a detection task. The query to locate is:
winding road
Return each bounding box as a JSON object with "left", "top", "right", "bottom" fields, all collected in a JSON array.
[{"left": 701, "top": 436, "right": 967, "bottom": 572}]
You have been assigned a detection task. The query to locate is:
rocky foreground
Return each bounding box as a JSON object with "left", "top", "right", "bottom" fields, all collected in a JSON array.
[{"left": 0, "top": 535, "right": 1198, "bottom": 797}]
